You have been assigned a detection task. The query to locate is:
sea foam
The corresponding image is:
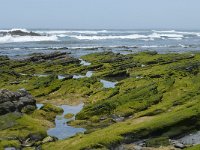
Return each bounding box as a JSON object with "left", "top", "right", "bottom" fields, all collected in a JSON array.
[
  {"left": 70, "top": 33, "right": 184, "bottom": 40},
  {"left": 0, "top": 35, "right": 58, "bottom": 44}
]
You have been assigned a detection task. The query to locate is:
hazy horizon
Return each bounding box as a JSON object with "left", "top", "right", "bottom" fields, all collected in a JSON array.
[{"left": 1, "top": 0, "right": 200, "bottom": 29}]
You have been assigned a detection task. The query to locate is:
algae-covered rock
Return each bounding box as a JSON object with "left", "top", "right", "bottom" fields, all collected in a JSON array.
[
  {"left": 42, "top": 136, "right": 57, "bottom": 144},
  {"left": 40, "top": 103, "right": 63, "bottom": 114},
  {"left": 64, "top": 113, "right": 74, "bottom": 119},
  {"left": 0, "top": 140, "right": 21, "bottom": 150},
  {"left": 0, "top": 112, "right": 22, "bottom": 130}
]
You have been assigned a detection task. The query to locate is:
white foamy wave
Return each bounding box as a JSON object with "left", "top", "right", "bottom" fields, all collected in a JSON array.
[
  {"left": 149, "top": 33, "right": 183, "bottom": 38},
  {"left": 0, "top": 35, "right": 58, "bottom": 44},
  {"left": 168, "top": 37, "right": 182, "bottom": 40},
  {"left": 152, "top": 30, "right": 176, "bottom": 33},
  {"left": 36, "top": 30, "right": 108, "bottom": 35},
  {"left": 153, "top": 30, "right": 200, "bottom": 36},
  {"left": 70, "top": 34, "right": 148, "bottom": 40},
  {"left": 71, "top": 33, "right": 183, "bottom": 40}
]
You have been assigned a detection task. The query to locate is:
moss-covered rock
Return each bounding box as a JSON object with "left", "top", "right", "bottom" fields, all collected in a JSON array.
[
  {"left": 2, "top": 51, "right": 200, "bottom": 149},
  {"left": 0, "top": 140, "right": 21, "bottom": 150},
  {"left": 64, "top": 113, "right": 74, "bottom": 119},
  {"left": 40, "top": 103, "right": 63, "bottom": 114}
]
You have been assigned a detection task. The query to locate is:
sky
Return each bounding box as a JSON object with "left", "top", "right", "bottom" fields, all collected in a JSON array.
[{"left": 0, "top": 0, "right": 200, "bottom": 29}]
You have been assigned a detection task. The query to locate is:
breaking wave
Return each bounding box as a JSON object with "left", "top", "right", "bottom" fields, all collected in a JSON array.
[
  {"left": 0, "top": 35, "right": 58, "bottom": 44},
  {"left": 70, "top": 33, "right": 183, "bottom": 40}
]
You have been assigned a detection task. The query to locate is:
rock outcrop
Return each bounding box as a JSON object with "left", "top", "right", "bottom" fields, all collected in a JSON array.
[
  {"left": 24, "top": 52, "right": 80, "bottom": 65},
  {"left": 0, "top": 30, "right": 41, "bottom": 36},
  {"left": 0, "top": 89, "right": 36, "bottom": 115}
]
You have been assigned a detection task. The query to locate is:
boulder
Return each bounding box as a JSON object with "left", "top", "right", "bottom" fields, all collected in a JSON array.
[{"left": 0, "top": 89, "right": 36, "bottom": 115}]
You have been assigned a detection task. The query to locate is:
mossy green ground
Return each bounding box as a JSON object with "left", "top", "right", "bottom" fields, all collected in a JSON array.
[
  {"left": 43, "top": 52, "right": 200, "bottom": 149},
  {"left": 186, "top": 144, "right": 200, "bottom": 150},
  {"left": 0, "top": 104, "right": 63, "bottom": 149},
  {"left": 2, "top": 51, "right": 200, "bottom": 149}
]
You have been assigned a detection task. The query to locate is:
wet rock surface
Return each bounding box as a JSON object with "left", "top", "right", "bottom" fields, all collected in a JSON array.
[
  {"left": 0, "top": 30, "right": 41, "bottom": 36},
  {"left": 0, "top": 89, "right": 36, "bottom": 115},
  {"left": 24, "top": 52, "right": 80, "bottom": 64}
]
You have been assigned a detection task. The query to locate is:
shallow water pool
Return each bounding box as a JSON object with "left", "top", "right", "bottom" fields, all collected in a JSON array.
[{"left": 47, "top": 104, "right": 86, "bottom": 139}]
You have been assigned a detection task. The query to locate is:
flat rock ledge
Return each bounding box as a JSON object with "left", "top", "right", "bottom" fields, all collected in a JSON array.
[{"left": 0, "top": 89, "right": 36, "bottom": 115}]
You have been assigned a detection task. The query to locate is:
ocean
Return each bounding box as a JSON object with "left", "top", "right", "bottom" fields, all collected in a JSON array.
[{"left": 1, "top": 28, "right": 200, "bottom": 58}]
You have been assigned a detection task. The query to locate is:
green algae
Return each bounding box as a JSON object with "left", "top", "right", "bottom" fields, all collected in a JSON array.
[
  {"left": 2, "top": 51, "right": 200, "bottom": 149},
  {"left": 0, "top": 140, "right": 21, "bottom": 150}
]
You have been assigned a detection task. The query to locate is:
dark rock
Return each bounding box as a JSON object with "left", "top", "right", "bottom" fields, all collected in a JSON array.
[
  {"left": 10, "top": 81, "right": 20, "bottom": 85},
  {"left": 149, "top": 74, "right": 162, "bottom": 78},
  {"left": 21, "top": 105, "right": 36, "bottom": 114},
  {"left": 104, "top": 70, "right": 129, "bottom": 78},
  {"left": 28, "top": 133, "right": 44, "bottom": 142},
  {"left": 0, "top": 89, "right": 36, "bottom": 115},
  {"left": 8, "top": 30, "right": 41, "bottom": 36},
  {"left": 23, "top": 52, "right": 80, "bottom": 65}
]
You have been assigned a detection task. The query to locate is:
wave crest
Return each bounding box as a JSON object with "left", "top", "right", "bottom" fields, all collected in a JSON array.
[{"left": 0, "top": 35, "right": 58, "bottom": 44}]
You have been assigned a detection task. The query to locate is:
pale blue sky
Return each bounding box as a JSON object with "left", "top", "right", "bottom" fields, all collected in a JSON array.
[{"left": 0, "top": 0, "right": 199, "bottom": 29}]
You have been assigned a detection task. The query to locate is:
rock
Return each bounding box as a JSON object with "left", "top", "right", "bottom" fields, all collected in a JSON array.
[
  {"left": 0, "top": 30, "right": 41, "bottom": 36},
  {"left": 10, "top": 81, "right": 20, "bottom": 85},
  {"left": 42, "top": 136, "right": 56, "bottom": 144},
  {"left": 64, "top": 113, "right": 74, "bottom": 119},
  {"left": 8, "top": 30, "right": 41, "bottom": 36},
  {"left": 0, "top": 89, "right": 36, "bottom": 115},
  {"left": 21, "top": 105, "right": 36, "bottom": 114},
  {"left": 40, "top": 103, "right": 63, "bottom": 114},
  {"left": 171, "top": 140, "right": 186, "bottom": 149},
  {"left": 111, "top": 114, "right": 125, "bottom": 122},
  {"left": 174, "top": 142, "right": 185, "bottom": 149},
  {"left": 28, "top": 133, "right": 44, "bottom": 142}
]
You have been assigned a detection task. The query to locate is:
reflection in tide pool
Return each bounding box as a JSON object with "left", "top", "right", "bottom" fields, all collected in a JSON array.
[
  {"left": 85, "top": 71, "right": 93, "bottom": 77},
  {"left": 73, "top": 71, "right": 93, "bottom": 79},
  {"left": 47, "top": 104, "right": 86, "bottom": 139},
  {"left": 100, "top": 79, "right": 117, "bottom": 88},
  {"left": 36, "top": 103, "right": 43, "bottom": 109},
  {"left": 79, "top": 59, "right": 91, "bottom": 66}
]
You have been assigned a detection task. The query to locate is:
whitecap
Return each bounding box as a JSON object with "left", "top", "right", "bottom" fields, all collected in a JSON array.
[
  {"left": 153, "top": 30, "right": 200, "bottom": 36},
  {"left": 0, "top": 35, "right": 58, "bottom": 44},
  {"left": 36, "top": 30, "right": 108, "bottom": 35},
  {"left": 70, "top": 34, "right": 148, "bottom": 40}
]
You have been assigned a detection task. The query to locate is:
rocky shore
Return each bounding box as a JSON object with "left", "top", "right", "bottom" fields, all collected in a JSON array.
[
  {"left": 0, "top": 89, "right": 36, "bottom": 115},
  {"left": 1, "top": 51, "right": 200, "bottom": 150}
]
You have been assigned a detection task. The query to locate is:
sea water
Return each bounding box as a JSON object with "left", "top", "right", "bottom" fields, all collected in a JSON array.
[{"left": 1, "top": 29, "right": 200, "bottom": 58}]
